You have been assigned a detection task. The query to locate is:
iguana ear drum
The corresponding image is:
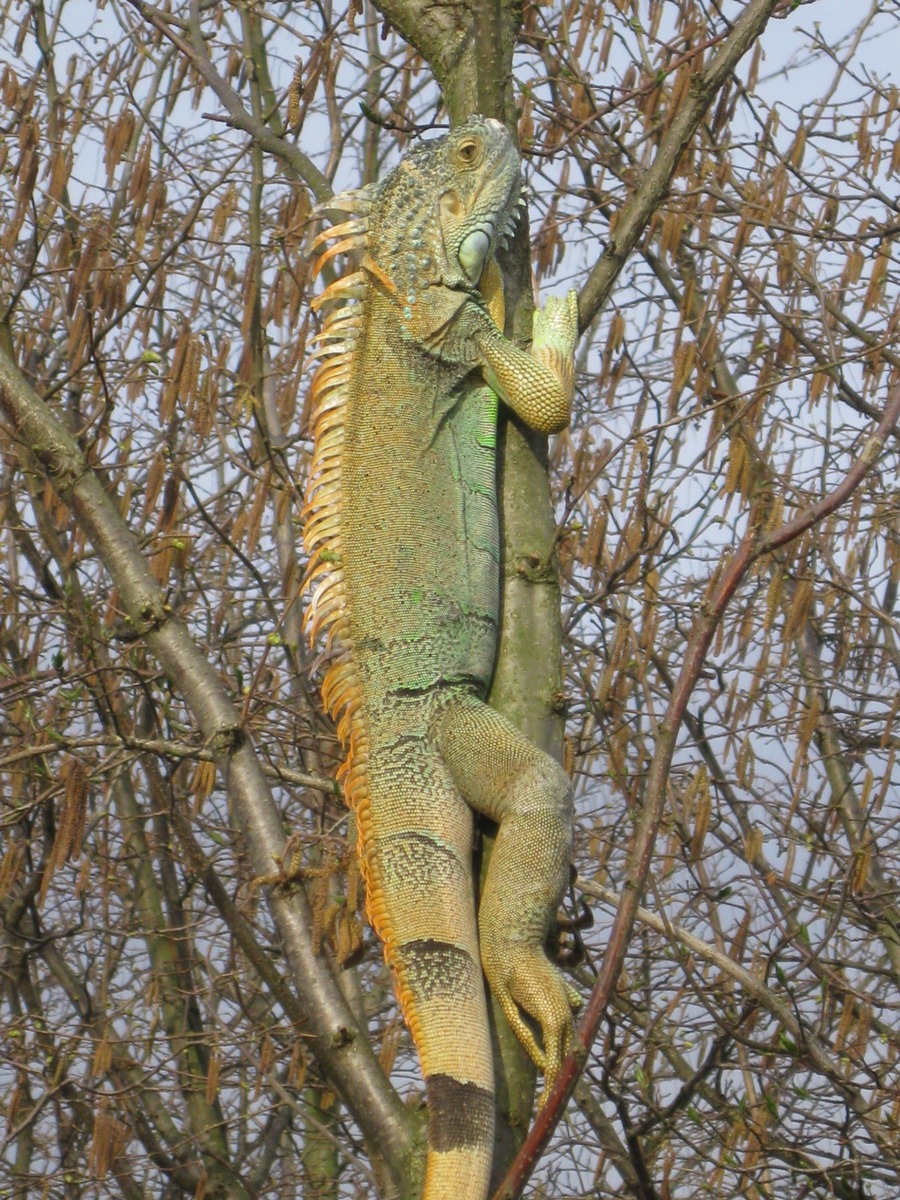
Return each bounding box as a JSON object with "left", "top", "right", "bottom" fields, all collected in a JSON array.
[{"left": 439, "top": 190, "right": 463, "bottom": 219}]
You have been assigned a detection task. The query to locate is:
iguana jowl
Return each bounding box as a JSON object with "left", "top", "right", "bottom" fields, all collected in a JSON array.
[{"left": 304, "top": 116, "right": 579, "bottom": 1199}]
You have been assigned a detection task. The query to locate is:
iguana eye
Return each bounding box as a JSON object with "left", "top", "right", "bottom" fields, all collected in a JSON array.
[{"left": 456, "top": 138, "right": 480, "bottom": 165}]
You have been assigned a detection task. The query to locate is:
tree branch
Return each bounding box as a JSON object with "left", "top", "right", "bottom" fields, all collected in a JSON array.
[
  {"left": 577, "top": 0, "right": 784, "bottom": 332},
  {"left": 579, "top": 877, "right": 895, "bottom": 1160},
  {"left": 123, "top": 0, "right": 332, "bottom": 200}
]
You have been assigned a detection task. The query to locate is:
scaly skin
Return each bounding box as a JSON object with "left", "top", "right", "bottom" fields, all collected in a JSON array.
[{"left": 303, "top": 117, "right": 579, "bottom": 1199}]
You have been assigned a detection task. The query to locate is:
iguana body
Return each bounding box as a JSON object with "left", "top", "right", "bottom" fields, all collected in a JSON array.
[{"left": 304, "top": 117, "right": 578, "bottom": 1199}]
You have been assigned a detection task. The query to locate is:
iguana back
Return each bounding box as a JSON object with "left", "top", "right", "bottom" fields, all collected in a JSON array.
[{"left": 304, "top": 117, "right": 579, "bottom": 1199}]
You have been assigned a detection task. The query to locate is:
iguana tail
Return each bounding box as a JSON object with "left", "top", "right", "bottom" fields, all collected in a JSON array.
[{"left": 354, "top": 740, "right": 496, "bottom": 1199}]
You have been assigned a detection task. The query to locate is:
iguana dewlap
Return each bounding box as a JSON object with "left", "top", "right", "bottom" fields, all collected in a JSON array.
[{"left": 304, "top": 116, "right": 579, "bottom": 1199}]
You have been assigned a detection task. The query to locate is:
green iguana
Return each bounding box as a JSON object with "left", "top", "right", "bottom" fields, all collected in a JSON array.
[{"left": 303, "top": 115, "right": 579, "bottom": 1199}]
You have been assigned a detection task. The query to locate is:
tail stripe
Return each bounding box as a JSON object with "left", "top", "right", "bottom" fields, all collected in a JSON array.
[
  {"left": 426, "top": 1076, "right": 494, "bottom": 1153},
  {"left": 401, "top": 938, "right": 482, "bottom": 1003}
]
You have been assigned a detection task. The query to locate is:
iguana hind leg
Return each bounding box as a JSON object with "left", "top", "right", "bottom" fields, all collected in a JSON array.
[{"left": 434, "top": 693, "right": 578, "bottom": 1104}]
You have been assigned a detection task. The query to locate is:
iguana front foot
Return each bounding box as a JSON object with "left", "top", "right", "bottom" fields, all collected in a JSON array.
[
  {"left": 531, "top": 290, "right": 579, "bottom": 402},
  {"left": 471, "top": 288, "right": 578, "bottom": 434}
]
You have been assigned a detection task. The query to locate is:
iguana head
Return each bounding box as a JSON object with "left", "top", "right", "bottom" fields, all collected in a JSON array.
[{"left": 367, "top": 116, "right": 522, "bottom": 318}]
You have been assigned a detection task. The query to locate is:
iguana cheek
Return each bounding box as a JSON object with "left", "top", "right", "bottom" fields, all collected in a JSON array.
[{"left": 458, "top": 229, "right": 491, "bottom": 283}]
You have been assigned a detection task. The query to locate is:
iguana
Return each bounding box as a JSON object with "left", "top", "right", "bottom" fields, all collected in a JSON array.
[{"left": 303, "top": 115, "right": 579, "bottom": 1199}]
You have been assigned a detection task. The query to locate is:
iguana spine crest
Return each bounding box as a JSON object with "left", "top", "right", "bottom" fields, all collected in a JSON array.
[
  {"left": 306, "top": 196, "right": 440, "bottom": 1048},
  {"left": 304, "top": 203, "right": 380, "bottom": 944}
]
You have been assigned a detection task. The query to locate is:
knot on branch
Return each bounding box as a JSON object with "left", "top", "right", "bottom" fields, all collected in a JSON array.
[
  {"left": 32, "top": 439, "right": 87, "bottom": 495},
  {"left": 328, "top": 1024, "right": 357, "bottom": 1050},
  {"left": 207, "top": 724, "right": 245, "bottom": 756},
  {"left": 129, "top": 596, "right": 171, "bottom": 635}
]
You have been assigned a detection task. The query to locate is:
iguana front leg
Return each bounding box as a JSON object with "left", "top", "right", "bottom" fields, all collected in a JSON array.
[{"left": 473, "top": 290, "right": 579, "bottom": 434}]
